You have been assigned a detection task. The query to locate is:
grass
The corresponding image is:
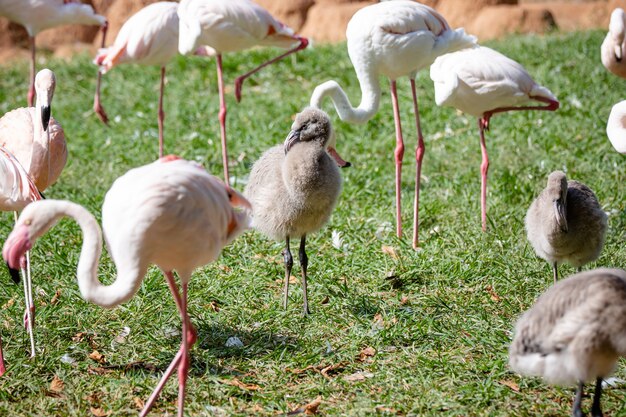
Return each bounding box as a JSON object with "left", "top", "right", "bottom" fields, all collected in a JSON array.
[{"left": 0, "top": 29, "right": 626, "bottom": 416}]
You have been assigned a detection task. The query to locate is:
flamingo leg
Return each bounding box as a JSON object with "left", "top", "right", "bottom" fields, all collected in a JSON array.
[
  {"left": 28, "top": 36, "right": 35, "bottom": 107},
  {"left": 158, "top": 66, "right": 166, "bottom": 158},
  {"left": 216, "top": 54, "right": 230, "bottom": 186},
  {"left": 553, "top": 262, "right": 559, "bottom": 284},
  {"left": 282, "top": 236, "right": 293, "bottom": 309},
  {"left": 483, "top": 96, "right": 559, "bottom": 122},
  {"left": 389, "top": 80, "right": 405, "bottom": 239},
  {"left": 478, "top": 118, "right": 489, "bottom": 232},
  {"left": 591, "top": 377, "right": 603, "bottom": 417},
  {"left": 410, "top": 79, "right": 424, "bottom": 250},
  {"left": 572, "top": 381, "right": 585, "bottom": 417},
  {"left": 12, "top": 212, "right": 35, "bottom": 357},
  {"left": 0, "top": 333, "right": 5, "bottom": 377},
  {"left": 234, "top": 37, "right": 308, "bottom": 102},
  {"left": 140, "top": 271, "right": 196, "bottom": 417},
  {"left": 93, "top": 22, "right": 109, "bottom": 124},
  {"left": 298, "top": 235, "right": 310, "bottom": 316}
]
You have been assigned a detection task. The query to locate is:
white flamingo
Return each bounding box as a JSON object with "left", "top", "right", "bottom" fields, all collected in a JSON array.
[
  {"left": 177, "top": 0, "right": 309, "bottom": 186},
  {"left": 430, "top": 45, "right": 559, "bottom": 230},
  {"left": 309, "top": 0, "right": 476, "bottom": 249},
  {"left": 607, "top": 100, "right": 626, "bottom": 154},
  {"left": 601, "top": 8, "right": 626, "bottom": 79},
  {"left": 2, "top": 156, "right": 250, "bottom": 416},
  {"left": 0, "top": 0, "right": 107, "bottom": 107}
]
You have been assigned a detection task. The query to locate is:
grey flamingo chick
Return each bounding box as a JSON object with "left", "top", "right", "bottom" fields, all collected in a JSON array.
[
  {"left": 244, "top": 108, "right": 341, "bottom": 315},
  {"left": 525, "top": 171, "right": 607, "bottom": 284},
  {"left": 509, "top": 268, "right": 626, "bottom": 417}
]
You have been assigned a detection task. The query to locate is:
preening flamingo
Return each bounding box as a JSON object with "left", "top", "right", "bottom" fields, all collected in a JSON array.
[
  {"left": 525, "top": 171, "right": 607, "bottom": 284},
  {"left": 607, "top": 100, "right": 626, "bottom": 154},
  {"left": 510, "top": 268, "right": 626, "bottom": 417},
  {"left": 94, "top": 1, "right": 181, "bottom": 157},
  {"left": 2, "top": 156, "right": 250, "bottom": 416},
  {"left": 309, "top": 0, "right": 476, "bottom": 249},
  {"left": 0, "top": 0, "right": 107, "bottom": 107},
  {"left": 0, "top": 146, "right": 42, "bottom": 376},
  {"left": 430, "top": 45, "right": 559, "bottom": 230},
  {"left": 601, "top": 8, "right": 626, "bottom": 79},
  {"left": 0, "top": 68, "right": 66, "bottom": 360},
  {"left": 245, "top": 108, "right": 341, "bottom": 315},
  {"left": 177, "top": 0, "right": 309, "bottom": 186}
]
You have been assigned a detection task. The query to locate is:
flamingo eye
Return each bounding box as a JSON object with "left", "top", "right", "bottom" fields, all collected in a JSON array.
[{"left": 24, "top": 219, "right": 32, "bottom": 226}]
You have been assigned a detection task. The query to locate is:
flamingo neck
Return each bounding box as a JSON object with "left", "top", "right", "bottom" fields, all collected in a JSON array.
[
  {"left": 41, "top": 201, "right": 143, "bottom": 309},
  {"left": 310, "top": 69, "right": 380, "bottom": 124}
]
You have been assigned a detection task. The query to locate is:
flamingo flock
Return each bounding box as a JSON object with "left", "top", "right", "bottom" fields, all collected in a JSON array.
[{"left": 0, "top": 0, "right": 624, "bottom": 415}]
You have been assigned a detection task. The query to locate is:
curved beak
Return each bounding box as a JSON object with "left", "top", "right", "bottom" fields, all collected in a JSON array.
[
  {"left": 226, "top": 186, "right": 251, "bottom": 210},
  {"left": 41, "top": 105, "right": 51, "bottom": 131},
  {"left": 5, "top": 262, "right": 20, "bottom": 284},
  {"left": 554, "top": 200, "right": 568, "bottom": 233},
  {"left": 615, "top": 44, "right": 623, "bottom": 62},
  {"left": 2, "top": 224, "right": 32, "bottom": 278},
  {"left": 284, "top": 128, "right": 301, "bottom": 154}
]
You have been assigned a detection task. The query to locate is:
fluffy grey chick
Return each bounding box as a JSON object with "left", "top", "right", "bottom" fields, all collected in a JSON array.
[
  {"left": 525, "top": 171, "right": 607, "bottom": 283},
  {"left": 509, "top": 268, "right": 626, "bottom": 417},
  {"left": 245, "top": 107, "right": 342, "bottom": 315}
]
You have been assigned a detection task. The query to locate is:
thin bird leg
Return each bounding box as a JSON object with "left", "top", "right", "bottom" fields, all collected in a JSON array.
[
  {"left": 0, "top": 334, "right": 5, "bottom": 377},
  {"left": 299, "top": 236, "right": 310, "bottom": 316},
  {"left": 94, "top": 21, "right": 109, "bottom": 124},
  {"left": 553, "top": 262, "right": 559, "bottom": 284},
  {"left": 28, "top": 36, "right": 35, "bottom": 107},
  {"left": 390, "top": 79, "right": 405, "bottom": 239},
  {"left": 482, "top": 95, "right": 560, "bottom": 122},
  {"left": 13, "top": 212, "right": 35, "bottom": 357},
  {"left": 410, "top": 78, "right": 424, "bottom": 250},
  {"left": 234, "top": 36, "right": 308, "bottom": 102},
  {"left": 216, "top": 54, "right": 230, "bottom": 186},
  {"left": 176, "top": 281, "right": 191, "bottom": 417},
  {"left": 478, "top": 118, "right": 490, "bottom": 232},
  {"left": 572, "top": 381, "right": 585, "bottom": 417},
  {"left": 282, "top": 237, "right": 293, "bottom": 309},
  {"left": 157, "top": 66, "right": 166, "bottom": 158},
  {"left": 140, "top": 272, "right": 197, "bottom": 417},
  {"left": 591, "top": 377, "right": 603, "bottom": 417}
]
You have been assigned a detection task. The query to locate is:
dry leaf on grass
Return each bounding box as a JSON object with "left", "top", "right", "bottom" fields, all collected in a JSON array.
[
  {"left": 343, "top": 371, "right": 374, "bottom": 382},
  {"left": 49, "top": 375, "right": 64, "bottom": 393},
  {"left": 90, "top": 407, "right": 110, "bottom": 417},
  {"left": 498, "top": 379, "right": 520, "bottom": 392},
  {"left": 50, "top": 289, "right": 61, "bottom": 305},
  {"left": 485, "top": 285, "right": 501, "bottom": 302},
  {"left": 89, "top": 350, "right": 106, "bottom": 364},
  {"left": 357, "top": 347, "right": 376, "bottom": 362},
  {"left": 381, "top": 245, "right": 399, "bottom": 259},
  {"left": 133, "top": 397, "right": 145, "bottom": 410},
  {"left": 288, "top": 396, "right": 322, "bottom": 415},
  {"left": 219, "top": 378, "right": 261, "bottom": 391},
  {"left": 2, "top": 298, "right": 15, "bottom": 309}
]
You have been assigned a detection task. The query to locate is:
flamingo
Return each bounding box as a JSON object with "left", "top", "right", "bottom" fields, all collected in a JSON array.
[
  {"left": 0, "top": 146, "right": 42, "bottom": 376},
  {"left": 177, "top": 0, "right": 309, "bottom": 186},
  {"left": 430, "top": 45, "right": 559, "bottom": 231},
  {"left": 2, "top": 156, "right": 250, "bottom": 416},
  {"left": 94, "top": 2, "right": 181, "bottom": 157},
  {"left": 601, "top": 8, "right": 626, "bottom": 79},
  {"left": 0, "top": 0, "right": 107, "bottom": 107},
  {"left": 0, "top": 68, "right": 66, "bottom": 360},
  {"left": 607, "top": 100, "right": 626, "bottom": 153},
  {"left": 309, "top": 0, "right": 477, "bottom": 249}
]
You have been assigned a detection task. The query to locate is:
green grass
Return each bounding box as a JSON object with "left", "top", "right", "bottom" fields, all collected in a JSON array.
[{"left": 1, "top": 29, "right": 626, "bottom": 416}]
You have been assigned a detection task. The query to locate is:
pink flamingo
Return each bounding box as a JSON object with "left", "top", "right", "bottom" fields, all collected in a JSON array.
[
  {"left": 430, "top": 45, "right": 559, "bottom": 231},
  {"left": 309, "top": 0, "right": 476, "bottom": 249},
  {"left": 94, "top": 2, "right": 181, "bottom": 157},
  {"left": 177, "top": 0, "right": 309, "bottom": 186},
  {"left": 0, "top": 68, "right": 66, "bottom": 359},
  {"left": 0, "top": 146, "right": 42, "bottom": 376},
  {"left": 0, "top": 0, "right": 107, "bottom": 107},
  {"left": 601, "top": 8, "right": 626, "bottom": 79},
  {"left": 3, "top": 156, "right": 250, "bottom": 416}
]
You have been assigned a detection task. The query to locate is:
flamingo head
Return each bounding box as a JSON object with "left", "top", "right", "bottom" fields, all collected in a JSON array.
[
  {"left": 177, "top": 10, "right": 202, "bottom": 55},
  {"left": 225, "top": 186, "right": 251, "bottom": 241},
  {"left": 35, "top": 69, "right": 56, "bottom": 131},
  {"left": 546, "top": 171, "right": 568, "bottom": 233},
  {"left": 3, "top": 223, "right": 32, "bottom": 283}
]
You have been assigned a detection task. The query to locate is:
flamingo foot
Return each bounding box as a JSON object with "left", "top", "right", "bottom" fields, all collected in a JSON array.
[
  {"left": 234, "top": 77, "right": 244, "bottom": 103},
  {"left": 94, "top": 99, "right": 109, "bottom": 125}
]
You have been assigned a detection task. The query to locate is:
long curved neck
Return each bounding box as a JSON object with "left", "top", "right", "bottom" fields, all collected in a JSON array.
[
  {"left": 32, "top": 96, "right": 50, "bottom": 189},
  {"left": 43, "top": 201, "right": 143, "bottom": 309},
  {"left": 310, "top": 69, "right": 380, "bottom": 124}
]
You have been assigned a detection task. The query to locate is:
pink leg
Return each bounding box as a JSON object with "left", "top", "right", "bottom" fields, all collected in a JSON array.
[
  {"left": 410, "top": 79, "right": 424, "bottom": 250},
  {"left": 0, "top": 334, "right": 5, "bottom": 377},
  {"left": 234, "top": 36, "right": 308, "bottom": 102},
  {"left": 389, "top": 80, "right": 404, "bottom": 239},
  {"left": 158, "top": 66, "right": 166, "bottom": 158},
  {"left": 216, "top": 54, "right": 230, "bottom": 186},
  {"left": 176, "top": 282, "right": 190, "bottom": 417},
  {"left": 140, "top": 271, "right": 196, "bottom": 417},
  {"left": 479, "top": 118, "right": 489, "bottom": 232},
  {"left": 28, "top": 37, "right": 35, "bottom": 107},
  {"left": 483, "top": 96, "right": 559, "bottom": 121},
  {"left": 93, "top": 22, "right": 109, "bottom": 125}
]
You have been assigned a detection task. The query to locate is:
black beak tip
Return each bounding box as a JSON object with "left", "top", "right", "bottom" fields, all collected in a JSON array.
[
  {"left": 41, "top": 106, "right": 51, "bottom": 131},
  {"left": 6, "top": 262, "right": 20, "bottom": 284},
  {"left": 341, "top": 161, "right": 352, "bottom": 169}
]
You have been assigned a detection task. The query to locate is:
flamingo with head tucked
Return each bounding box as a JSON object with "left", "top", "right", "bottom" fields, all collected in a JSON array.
[
  {"left": 430, "top": 45, "right": 559, "bottom": 231},
  {"left": 177, "top": 0, "right": 309, "bottom": 186},
  {"left": 309, "top": 0, "right": 477, "bottom": 249},
  {"left": 601, "top": 8, "right": 626, "bottom": 79},
  {"left": 2, "top": 156, "right": 250, "bottom": 416},
  {"left": 0, "top": 0, "right": 107, "bottom": 107}
]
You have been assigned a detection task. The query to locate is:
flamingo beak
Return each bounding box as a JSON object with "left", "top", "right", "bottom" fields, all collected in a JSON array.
[
  {"left": 284, "top": 128, "right": 301, "bottom": 154},
  {"left": 41, "top": 105, "right": 51, "bottom": 131},
  {"left": 554, "top": 200, "right": 568, "bottom": 233},
  {"left": 327, "top": 147, "right": 351, "bottom": 168},
  {"left": 615, "top": 44, "right": 623, "bottom": 62},
  {"left": 226, "top": 186, "right": 251, "bottom": 210},
  {"left": 2, "top": 224, "right": 32, "bottom": 279},
  {"left": 5, "top": 262, "right": 20, "bottom": 284}
]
